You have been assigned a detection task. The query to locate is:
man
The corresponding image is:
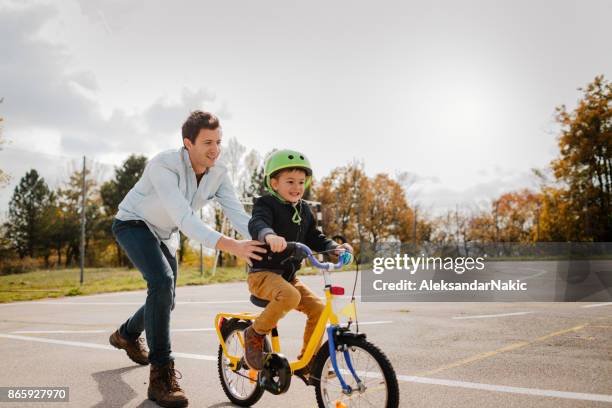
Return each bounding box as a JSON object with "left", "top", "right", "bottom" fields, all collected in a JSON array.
[{"left": 109, "top": 110, "right": 265, "bottom": 408}]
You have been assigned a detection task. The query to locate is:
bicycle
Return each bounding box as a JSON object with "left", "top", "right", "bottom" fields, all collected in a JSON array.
[{"left": 215, "top": 242, "right": 400, "bottom": 407}]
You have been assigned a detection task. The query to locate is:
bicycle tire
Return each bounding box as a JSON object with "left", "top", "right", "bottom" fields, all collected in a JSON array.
[
  {"left": 217, "top": 319, "right": 265, "bottom": 406},
  {"left": 311, "top": 336, "right": 400, "bottom": 408}
]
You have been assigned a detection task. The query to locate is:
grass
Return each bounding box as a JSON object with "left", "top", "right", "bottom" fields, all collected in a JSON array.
[{"left": 0, "top": 264, "right": 326, "bottom": 303}]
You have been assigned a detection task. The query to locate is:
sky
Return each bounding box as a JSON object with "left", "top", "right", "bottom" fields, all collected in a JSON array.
[{"left": 0, "top": 0, "right": 611, "bottom": 219}]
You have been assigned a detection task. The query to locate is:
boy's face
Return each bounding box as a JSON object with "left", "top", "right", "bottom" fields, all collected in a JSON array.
[
  {"left": 270, "top": 169, "right": 307, "bottom": 203},
  {"left": 184, "top": 128, "right": 222, "bottom": 171}
]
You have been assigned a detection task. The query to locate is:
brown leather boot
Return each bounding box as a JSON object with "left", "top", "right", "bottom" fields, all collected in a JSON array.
[
  {"left": 148, "top": 361, "right": 188, "bottom": 408},
  {"left": 244, "top": 326, "right": 267, "bottom": 370},
  {"left": 109, "top": 330, "right": 149, "bottom": 365}
]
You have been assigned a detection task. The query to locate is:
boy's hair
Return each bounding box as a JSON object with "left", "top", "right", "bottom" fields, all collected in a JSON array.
[
  {"left": 182, "top": 111, "right": 220, "bottom": 145},
  {"left": 270, "top": 167, "right": 309, "bottom": 180}
]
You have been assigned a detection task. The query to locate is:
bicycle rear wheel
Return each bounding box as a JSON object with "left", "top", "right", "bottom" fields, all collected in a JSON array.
[
  {"left": 217, "top": 319, "right": 266, "bottom": 406},
  {"left": 312, "top": 336, "right": 399, "bottom": 408}
]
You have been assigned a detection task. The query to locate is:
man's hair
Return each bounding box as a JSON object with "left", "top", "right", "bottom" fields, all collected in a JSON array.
[{"left": 182, "top": 111, "right": 220, "bottom": 145}]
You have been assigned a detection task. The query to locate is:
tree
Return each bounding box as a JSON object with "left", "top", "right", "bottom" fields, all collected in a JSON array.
[
  {"left": 57, "top": 166, "right": 105, "bottom": 267},
  {"left": 552, "top": 75, "right": 612, "bottom": 241},
  {"left": 0, "top": 109, "right": 9, "bottom": 188},
  {"left": 315, "top": 161, "right": 369, "bottom": 246},
  {"left": 361, "top": 174, "right": 412, "bottom": 248},
  {"left": 100, "top": 155, "right": 147, "bottom": 216},
  {"left": 4, "top": 170, "right": 53, "bottom": 258},
  {"left": 316, "top": 164, "right": 414, "bottom": 251},
  {"left": 100, "top": 155, "right": 147, "bottom": 266},
  {"left": 492, "top": 189, "right": 539, "bottom": 242},
  {"left": 246, "top": 149, "right": 274, "bottom": 200}
]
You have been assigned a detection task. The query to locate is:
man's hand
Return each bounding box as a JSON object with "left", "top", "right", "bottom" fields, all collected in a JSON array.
[
  {"left": 216, "top": 237, "right": 267, "bottom": 266},
  {"left": 265, "top": 234, "right": 287, "bottom": 253}
]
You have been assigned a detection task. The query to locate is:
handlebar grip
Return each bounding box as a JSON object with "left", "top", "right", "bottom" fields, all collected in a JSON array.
[{"left": 285, "top": 241, "right": 310, "bottom": 256}]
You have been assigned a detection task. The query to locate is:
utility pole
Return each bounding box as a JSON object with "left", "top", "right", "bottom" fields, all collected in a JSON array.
[
  {"left": 199, "top": 208, "right": 204, "bottom": 276},
  {"left": 211, "top": 215, "right": 227, "bottom": 277},
  {"left": 80, "top": 156, "right": 86, "bottom": 285},
  {"left": 536, "top": 202, "right": 541, "bottom": 242},
  {"left": 412, "top": 207, "right": 418, "bottom": 245}
]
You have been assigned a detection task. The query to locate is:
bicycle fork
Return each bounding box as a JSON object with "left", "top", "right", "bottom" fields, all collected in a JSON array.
[{"left": 326, "top": 326, "right": 366, "bottom": 395}]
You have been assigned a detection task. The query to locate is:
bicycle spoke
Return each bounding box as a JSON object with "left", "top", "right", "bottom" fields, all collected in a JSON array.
[{"left": 319, "top": 341, "right": 391, "bottom": 408}]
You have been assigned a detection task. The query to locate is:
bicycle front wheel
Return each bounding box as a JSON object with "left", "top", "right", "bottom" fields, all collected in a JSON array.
[{"left": 312, "top": 336, "right": 399, "bottom": 408}]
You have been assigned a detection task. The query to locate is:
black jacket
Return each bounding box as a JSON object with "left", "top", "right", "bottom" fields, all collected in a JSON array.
[{"left": 248, "top": 194, "right": 338, "bottom": 281}]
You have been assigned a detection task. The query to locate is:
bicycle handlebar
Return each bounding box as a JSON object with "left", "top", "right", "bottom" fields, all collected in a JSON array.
[{"left": 285, "top": 242, "right": 349, "bottom": 270}]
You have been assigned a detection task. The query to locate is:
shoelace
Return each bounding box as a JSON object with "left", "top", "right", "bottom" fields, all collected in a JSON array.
[
  {"left": 166, "top": 367, "right": 183, "bottom": 392},
  {"left": 136, "top": 337, "right": 148, "bottom": 351}
]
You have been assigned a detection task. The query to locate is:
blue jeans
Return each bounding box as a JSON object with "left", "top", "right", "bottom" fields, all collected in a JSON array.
[{"left": 112, "top": 218, "right": 177, "bottom": 366}]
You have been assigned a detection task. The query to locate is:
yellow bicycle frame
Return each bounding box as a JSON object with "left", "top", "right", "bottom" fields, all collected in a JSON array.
[{"left": 215, "top": 285, "right": 341, "bottom": 373}]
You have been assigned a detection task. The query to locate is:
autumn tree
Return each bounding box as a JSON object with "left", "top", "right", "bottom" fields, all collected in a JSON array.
[
  {"left": 316, "top": 163, "right": 415, "bottom": 252},
  {"left": 492, "top": 189, "right": 540, "bottom": 242},
  {"left": 552, "top": 75, "right": 612, "bottom": 241},
  {"left": 314, "top": 161, "right": 369, "bottom": 245},
  {"left": 361, "top": 174, "right": 413, "bottom": 248},
  {"left": 537, "top": 186, "right": 576, "bottom": 241}
]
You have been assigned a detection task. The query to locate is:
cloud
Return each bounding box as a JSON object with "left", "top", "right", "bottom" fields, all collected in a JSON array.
[
  {"left": 417, "top": 170, "right": 540, "bottom": 214},
  {"left": 0, "top": 3, "right": 221, "bottom": 161},
  {"left": 74, "top": 0, "right": 140, "bottom": 34},
  {"left": 142, "top": 88, "right": 217, "bottom": 135},
  {"left": 0, "top": 2, "right": 227, "bottom": 217}
]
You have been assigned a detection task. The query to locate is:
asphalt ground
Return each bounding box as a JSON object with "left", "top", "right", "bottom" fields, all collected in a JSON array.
[{"left": 0, "top": 271, "right": 611, "bottom": 407}]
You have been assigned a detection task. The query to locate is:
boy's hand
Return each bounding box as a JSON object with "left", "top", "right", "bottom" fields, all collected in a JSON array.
[
  {"left": 334, "top": 243, "right": 353, "bottom": 255},
  {"left": 265, "top": 234, "right": 287, "bottom": 253},
  {"left": 335, "top": 243, "right": 354, "bottom": 265}
]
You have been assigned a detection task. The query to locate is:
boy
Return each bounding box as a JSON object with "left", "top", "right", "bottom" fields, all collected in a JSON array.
[{"left": 244, "top": 149, "right": 352, "bottom": 379}]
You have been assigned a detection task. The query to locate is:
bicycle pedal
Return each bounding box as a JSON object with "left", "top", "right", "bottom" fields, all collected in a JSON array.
[
  {"left": 294, "top": 371, "right": 311, "bottom": 386},
  {"left": 249, "top": 368, "right": 257, "bottom": 384}
]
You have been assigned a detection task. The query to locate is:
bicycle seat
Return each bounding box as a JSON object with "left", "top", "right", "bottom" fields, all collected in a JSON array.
[{"left": 250, "top": 295, "right": 270, "bottom": 308}]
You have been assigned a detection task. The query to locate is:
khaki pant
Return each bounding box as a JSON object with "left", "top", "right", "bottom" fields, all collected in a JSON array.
[{"left": 248, "top": 271, "right": 325, "bottom": 358}]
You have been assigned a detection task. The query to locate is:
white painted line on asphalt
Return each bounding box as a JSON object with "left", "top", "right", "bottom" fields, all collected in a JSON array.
[
  {"left": 0, "top": 333, "right": 218, "bottom": 361},
  {"left": 172, "top": 352, "right": 216, "bottom": 361},
  {"left": 12, "top": 329, "right": 108, "bottom": 334},
  {"left": 354, "top": 321, "right": 393, "bottom": 326},
  {"left": 398, "top": 375, "right": 612, "bottom": 403},
  {"left": 521, "top": 269, "right": 549, "bottom": 280},
  {"left": 11, "top": 323, "right": 392, "bottom": 334},
  {"left": 452, "top": 312, "right": 533, "bottom": 320},
  {"left": 581, "top": 302, "right": 612, "bottom": 309},
  {"left": 172, "top": 328, "right": 216, "bottom": 332},
  {"left": 2, "top": 333, "right": 610, "bottom": 402},
  {"left": 10, "top": 328, "right": 218, "bottom": 334},
  {"left": 0, "top": 333, "right": 118, "bottom": 351},
  {"left": 0, "top": 300, "right": 249, "bottom": 306}
]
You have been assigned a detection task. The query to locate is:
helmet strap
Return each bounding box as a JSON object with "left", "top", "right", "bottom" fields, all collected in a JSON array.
[{"left": 266, "top": 185, "right": 302, "bottom": 225}]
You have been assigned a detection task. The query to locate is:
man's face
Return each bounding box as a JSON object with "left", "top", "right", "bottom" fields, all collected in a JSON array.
[
  {"left": 270, "top": 169, "right": 307, "bottom": 203},
  {"left": 184, "top": 128, "right": 222, "bottom": 170}
]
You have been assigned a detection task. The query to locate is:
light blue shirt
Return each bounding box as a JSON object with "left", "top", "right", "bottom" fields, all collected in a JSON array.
[{"left": 116, "top": 147, "right": 250, "bottom": 255}]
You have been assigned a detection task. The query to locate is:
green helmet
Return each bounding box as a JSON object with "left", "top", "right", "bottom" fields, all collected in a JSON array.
[{"left": 264, "top": 149, "right": 313, "bottom": 193}]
